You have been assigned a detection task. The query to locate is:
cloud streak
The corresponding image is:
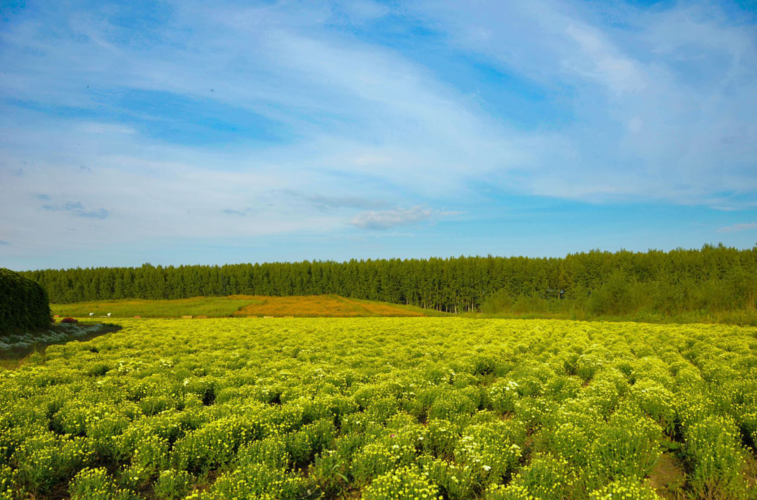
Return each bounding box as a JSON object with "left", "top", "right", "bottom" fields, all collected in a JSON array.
[
  {"left": 222, "top": 209, "right": 249, "bottom": 216},
  {"left": 280, "top": 190, "right": 389, "bottom": 211},
  {"left": 351, "top": 207, "right": 436, "bottom": 230},
  {"left": 42, "top": 201, "right": 109, "bottom": 220},
  {"left": 718, "top": 222, "right": 757, "bottom": 233}
]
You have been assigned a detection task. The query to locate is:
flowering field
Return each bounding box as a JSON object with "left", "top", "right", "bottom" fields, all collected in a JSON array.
[{"left": 1, "top": 318, "right": 756, "bottom": 500}]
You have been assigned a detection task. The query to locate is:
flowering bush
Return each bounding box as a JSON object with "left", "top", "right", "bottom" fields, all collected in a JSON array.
[
  {"left": 506, "top": 454, "right": 576, "bottom": 500},
  {"left": 363, "top": 466, "right": 440, "bottom": 500},
  {"left": 198, "top": 462, "right": 308, "bottom": 500},
  {"left": 69, "top": 468, "right": 129, "bottom": 500},
  {"left": 0, "top": 465, "right": 14, "bottom": 500},
  {"left": 153, "top": 469, "right": 193, "bottom": 499},
  {"left": 684, "top": 415, "right": 748, "bottom": 499},
  {"left": 588, "top": 477, "right": 662, "bottom": 500}
]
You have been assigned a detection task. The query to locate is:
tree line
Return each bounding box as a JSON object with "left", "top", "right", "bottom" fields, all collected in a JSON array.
[{"left": 17, "top": 245, "right": 757, "bottom": 317}]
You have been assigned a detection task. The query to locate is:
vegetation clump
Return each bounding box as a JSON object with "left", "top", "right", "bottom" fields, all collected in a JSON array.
[{"left": 0, "top": 268, "right": 50, "bottom": 335}]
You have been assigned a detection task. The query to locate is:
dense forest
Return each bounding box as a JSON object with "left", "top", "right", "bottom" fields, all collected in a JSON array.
[
  {"left": 1, "top": 268, "right": 51, "bottom": 334},
  {"left": 18, "top": 245, "right": 757, "bottom": 320}
]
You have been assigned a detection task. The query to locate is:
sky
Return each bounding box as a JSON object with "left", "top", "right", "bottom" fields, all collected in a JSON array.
[{"left": 1, "top": 0, "right": 756, "bottom": 271}]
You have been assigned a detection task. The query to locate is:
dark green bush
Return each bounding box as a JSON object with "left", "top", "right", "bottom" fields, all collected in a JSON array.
[{"left": 1, "top": 267, "right": 51, "bottom": 335}]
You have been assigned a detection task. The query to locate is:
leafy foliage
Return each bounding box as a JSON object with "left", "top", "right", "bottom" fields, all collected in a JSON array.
[{"left": 0, "top": 268, "right": 50, "bottom": 335}]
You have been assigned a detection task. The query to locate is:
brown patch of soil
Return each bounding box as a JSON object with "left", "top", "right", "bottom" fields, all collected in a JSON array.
[
  {"left": 648, "top": 452, "right": 687, "bottom": 499},
  {"left": 745, "top": 453, "right": 757, "bottom": 488}
]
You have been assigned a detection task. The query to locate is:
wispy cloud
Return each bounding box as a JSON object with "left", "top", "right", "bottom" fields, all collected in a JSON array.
[
  {"left": 42, "top": 201, "right": 109, "bottom": 219},
  {"left": 281, "top": 191, "right": 389, "bottom": 211},
  {"left": 222, "top": 209, "right": 248, "bottom": 216},
  {"left": 351, "top": 207, "right": 433, "bottom": 230},
  {"left": 718, "top": 222, "right": 757, "bottom": 233}
]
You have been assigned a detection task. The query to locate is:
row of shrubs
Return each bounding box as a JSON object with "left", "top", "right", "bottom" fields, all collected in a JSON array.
[
  {"left": 2, "top": 318, "right": 756, "bottom": 499},
  {"left": 0, "top": 268, "right": 51, "bottom": 335}
]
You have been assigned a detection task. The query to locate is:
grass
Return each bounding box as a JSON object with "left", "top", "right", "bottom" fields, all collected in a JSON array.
[
  {"left": 346, "top": 297, "right": 450, "bottom": 317},
  {"left": 232, "top": 295, "right": 426, "bottom": 317},
  {"left": 52, "top": 296, "right": 264, "bottom": 318},
  {"left": 52, "top": 295, "right": 442, "bottom": 318},
  {"left": 51, "top": 295, "right": 757, "bottom": 325}
]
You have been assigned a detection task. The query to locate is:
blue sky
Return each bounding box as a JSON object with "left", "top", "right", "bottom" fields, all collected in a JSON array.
[{"left": 1, "top": 0, "right": 756, "bottom": 270}]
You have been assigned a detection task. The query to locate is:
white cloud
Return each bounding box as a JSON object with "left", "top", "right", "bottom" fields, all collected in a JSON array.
[
  {"left": 564, "top": 23, "right": 647, "bottom": 94},
  {"left": 78, "top": 123, "right": 136, "bottom": 135},
  {"left": 718, "top": 222, "right": 757, "bottom": 233},
  {"left": 404, "top": 0, "right": 757, "bottom": 204},
  {"left": 628, "top": 117, "right": 643, "bottom": 133},
  {"left": 351, "top": 207, "right": 433, "bottom": 230}
]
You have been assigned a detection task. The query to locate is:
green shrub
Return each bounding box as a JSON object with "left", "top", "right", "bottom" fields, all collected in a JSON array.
[
  {"left": 14, "top": 432, "right": 95, "bottom": 496},
  {"left": 453, "top": 421, "right": 525, "bottom": 486},
  {"left": 120, "top": 434, "right": 169, "bottom": 488},
  {"left": 311, "top": 448, "right": 350, "bottom": 497},
  {"left": 428, "top": 391, "right": 478, "bottom": 422},
  {"left": 351, "top": 441, "right": 417, "bottom": 485},
  {"left": 203, "top": 463, "right": 309, "bottom": 500},
  {"left": 363, "top": 466, "right": 440, "bottom": 500},
  {"left": 418, "top": 455, "right": 480, "bottom": 500},
  {"left": 284, "top": 418, "right": 336, "bottom": 467},
  {"left": 153, "top": 469, "right": 194, "bottom": 500},
  {"left": 237, "top": 436, "right": 290, "bottom": 469},
  {"left": 171, "top": 414, "right": 272, "bottom": 472},
  {"left": 630, "top": 379, "right": 675, "bottom": 431},
  {"left": 485, "top": 483, "right": 536, "bottom": 500},
  {"left": 508, "top": 454, "right": 575, "bottom": 500},
  {"left": 0, "top": 465, "right": 15, "bottom": 500},
  {"left": 421, "top": 420, "right": 459, "bottom": 459},
  {"left": 589, "top": 412, "right": 661, "bottom": 480},
  {"left": 685, "top": 415, "right": 749, "bottom": 499},
  {"left": 0, "top": 268, "right": 50, "bottom": 334},
  {"left": 69, "top": 468, "right": 130, "bottom": 500},
  {"left": 588, "top": 477, "right": 661, "bottom": 500},
  {"left": 488, "top": 380, "right": 520, "bottom": 414}
]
